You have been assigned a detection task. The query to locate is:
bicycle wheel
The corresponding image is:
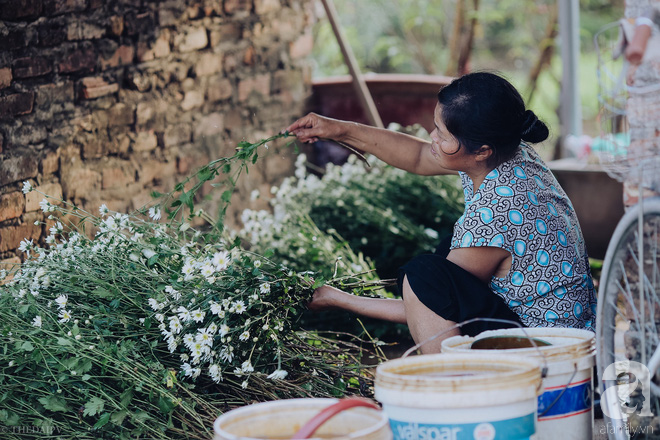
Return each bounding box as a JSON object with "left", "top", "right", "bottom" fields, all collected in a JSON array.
[{"left": 597, "top": 197, "right": 660, "bottom": 439}]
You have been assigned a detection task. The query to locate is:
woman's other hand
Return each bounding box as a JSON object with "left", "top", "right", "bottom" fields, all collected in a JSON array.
[{"left": 284, "top": 113, "right": 347, "bottom": 144}]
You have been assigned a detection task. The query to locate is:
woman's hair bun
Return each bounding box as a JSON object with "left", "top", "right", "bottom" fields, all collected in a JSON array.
[{"left": 520, "top": 110, "right": 549, "bottom": 143}]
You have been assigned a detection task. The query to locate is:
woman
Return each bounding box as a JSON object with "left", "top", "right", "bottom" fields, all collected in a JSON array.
[{"left": 286, "top": 72, "right": 597, "bottom": 353}]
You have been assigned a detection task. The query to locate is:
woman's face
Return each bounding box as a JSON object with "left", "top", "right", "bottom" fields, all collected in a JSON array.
[{"left": 429, "top": 104, "right": 468, "bottom": 171}]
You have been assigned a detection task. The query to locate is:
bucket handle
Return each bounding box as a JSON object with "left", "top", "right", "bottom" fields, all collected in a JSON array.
[
  {"left": 538, "top": 363, "right": 579, "bottom": 417},
  {"left": 401, "top": 318, "right": 549, "bottom": 388},
  {"left": 291, "top": 397, "right": 381, "bottom": 439}
]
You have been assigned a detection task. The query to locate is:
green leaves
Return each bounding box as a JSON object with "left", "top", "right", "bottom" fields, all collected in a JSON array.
[
  {"left": 83, "top": 396, "right": 105, "bottom": 417},
  {"left": 39, "top": 395, "right": 70, "bottom": 413}
]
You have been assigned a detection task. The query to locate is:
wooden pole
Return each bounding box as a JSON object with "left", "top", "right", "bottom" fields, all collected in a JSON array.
[{"left": 320, "top": 0, "right": 384, "bottom": 128}]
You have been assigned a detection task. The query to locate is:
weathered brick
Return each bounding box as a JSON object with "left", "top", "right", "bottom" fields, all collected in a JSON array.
[
  {"left": 290, "top": 33, "right": 313, "bottom": 59},
  {"left": 164, "top": 124, "right": 192, "bottom": 147},
  {"left": 0, "top": 191, "right": 25, "bottom": 222},
  {"left": 40, "top": 150, "right": 60, "bottom": 176},
  {"left": 102, "top": 167, "right": 132, "bottom": 189},
  {"left": 209, "top": 23, "right": 242, "bottom": 47},
  {"left": 0, "top": 93, "right": 35, "bottom": 119},
  {"left": 44, "top": 0, "right": 87, "bottom": 16},
  {"left": 207, "top": 76, "right": 233, "bottom": 102},
  {"left": 223, "top": 52, "right": 238, "bottom": 73},
  {"left": 0, "top": 68, "right": 11, "bottom": 89},
  {"left": 138, "top": 159, "right": 176, "bottom": 185},
  {"left": 109, "top": 15, "right": 124, "bottom": 36},
  {"left": 80, "top": 76, "right": 119, "bottom": 99},
  {"left": 38, "top": 21, "right": 68, "bottom": 47},
  {"left": 194, "top": 113, "right": 224, "bottom": 140},
  {"left": 255, "top": 0, "right": 280, "bottom": 14},
  {"left": 25, "top": 182, "right": 62, "bottom": 212},
  {"left": 195, "top": 52, "right": 223, "bottom": 77},
  {"left": 35, "top": 81, "right": 75, "bottom": 109},
  {"left": 73, "top": 22, "right": 106, "bottom": 41},
  {"left": 175, "top": 26, "right": 208, "bottom": 52},
  {"left": 107, "top": 103, "right": 135, "bottom": 127},
  {"left": 99, "top": 45, "right": 134, "bottom": 69},
  {"left": 238, "top": 74, "right": 270, "bottom": 101},
  {"left": 12, "top": 57, "right": 52, "bottom": 79},
  {"left": 13, "top": 124, "right": 47, "bottom": 147},
  {"left": 58, "top": 47, "right": 96, "bottom": 74},
  {"left": 124, "top": 11, "right": 155, "bottom": 36},
  {"left": 224, "top": 0, "right": 252, "bottom": 15},
  {"left": 132, "top": 130, "right": 158, "bottom": 152},
  {"left": 0, "top": 223, "right": 41, "bottom": 253},
  {"left": 0, "top": 154, "right": 38, "bottom": 186},
  {"left": 243, "top": 45, "right": 256, "bottom": 65},
  {"left": 137, "top": 31, "right": 171, "bottom": 62},
  {"left": 0, "top": 0, "right": 42, "bottom": 20},
  {"left": 0, "top": 28, "right": 29, "bottom": 51},
  {"left": 60, "top": 167, "right": 101, "bottom": 200},
  {"left": 181, "top": 90, "right": 204, "bottom": 111}
]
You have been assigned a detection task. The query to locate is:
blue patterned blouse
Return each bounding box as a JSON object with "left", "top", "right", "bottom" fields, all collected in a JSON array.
[{"left": 450, "top": 143, "right": 596, "bottom": 330}]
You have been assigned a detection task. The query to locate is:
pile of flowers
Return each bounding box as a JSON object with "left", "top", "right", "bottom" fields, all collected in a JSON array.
[
  {"left": 0, "top": 138, "right": 383, "bottom": 439},
  {"left": 240, "top": 151, "right": 464, "bottom": 279}
]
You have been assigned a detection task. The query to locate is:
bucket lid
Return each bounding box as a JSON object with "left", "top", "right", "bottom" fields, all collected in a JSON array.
[
  {"left": 213, "top": 398, "right": 391, "bottom": 440},
  {"left": 441, "top": 328, "right": 595, "bottom": 365},
  {"left": 375, "top": 353, "right": 542, "bottom": 408}
]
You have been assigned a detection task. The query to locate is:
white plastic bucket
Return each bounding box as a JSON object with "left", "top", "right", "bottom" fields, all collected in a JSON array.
[
  {"left": 374, "top": 353, "right": 543, "bottom": 440},
  {"left": 441, "top": 328, "right": 595, "bottom": 440},
  {"left": 213, "top": 398, "right": 392, "bottom": 440}
]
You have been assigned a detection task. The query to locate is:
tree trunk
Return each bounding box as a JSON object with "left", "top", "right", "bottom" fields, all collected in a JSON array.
[
  {"left": 445, "top": 0, "right": 466, "bottom": 77},
  {"left": 526, "top": 2, "right": 559, "bottom": 103},
  {"left": 457, "top": 0, "right": 479, "bottom": 75}
]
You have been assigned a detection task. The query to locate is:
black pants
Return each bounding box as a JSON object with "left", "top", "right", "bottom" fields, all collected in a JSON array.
[{"left": 397, "top": 236, "right": 523, "bottom": 336}]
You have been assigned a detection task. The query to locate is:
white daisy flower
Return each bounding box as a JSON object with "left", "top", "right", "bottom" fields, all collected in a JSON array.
[
  {"left": 177, "top": 307, "right": 192, "bottom": 323},
  {"left": 199, "top": 262, "right": 215, "bottom": 278},
  {"left": 169, "top": 316, "right": 182, "bottom": 334},
  {"left": 148, "top": 298, "right": 161, "bottom": 311},
  {"left": 18, "top": 238, "right": 34, "bottom": 255},
  {"left": 99, "top": 204, "right": 109, "bottom": 216},
  {"left": 253, "top": 260, "right": 262, "bottom": 268},
  {"left": 219, "top": 324, "right": 230, "bottom": 337},
  {"left": 207, "top": 323, "right": 218, "bottom": 335},
  {"left": 241, "top": 360, "right": 254, "bottom": 373},
  {"left": 142, "top": 249, "right": 156, "bottom": 259},
  {"left": 32, "top": 315, "right": 42, "bottom": 328},
  {"left": 148, "top": 207, "right": 162, "bottom": 221},
  {"left": 22, "top": 181, "right": 33, "bottom": 194},
  {"left": 58, "top": 309, "right": 72, "bottom": 323},
  {"left": 209, "top": 364, "right": 223, "bottom": 383},
  {"left": 267, "top": 369, "right": 288, "bottom": 380},
  {"left": 191, "top": 309, "right": 205, "bottom": 323},
  {"left": 259, "top": 283, "right": 270, "bottom": 294},
  {"left": 39, "top": 199, "right": 55, "bottom": 213},
  {"left": 55, "top": 294, "right": 68, "bottom": 309},
  {"left": 239, "top": 331, "right": 250, "bottom": 341},
  {"left": 233, "top": 300, "right": 246, "bottom": 314},
  {"left": 196, "top": 329, "right": 213, "bottom": 346},
  {"left": 241, "top": 380, "right": 248, "bottom": 389},
  {"left": 212, "top": 251, "right": 230, "bottom": 270},
  {"left": 210, "top": 301, "right": 222, "bottom": 315}
]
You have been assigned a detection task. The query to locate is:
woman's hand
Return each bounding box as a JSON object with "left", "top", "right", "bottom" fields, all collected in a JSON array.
[
  {"left": 306, "top": 285, "right": 340, "bottom": 311},
  {"left": 284, "top": 113, "right": 348, "bottom": 144}
]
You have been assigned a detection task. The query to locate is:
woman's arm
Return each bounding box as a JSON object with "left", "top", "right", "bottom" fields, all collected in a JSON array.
[{"left": 285, "top": 113, "right": 456, "bottom": 176}]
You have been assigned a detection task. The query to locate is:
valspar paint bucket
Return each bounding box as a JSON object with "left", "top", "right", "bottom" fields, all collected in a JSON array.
[
  {"left": 213, "top": 398, "right": 392, "bottom": 440},
  {"left": 374, "top": 353, "right": 543, "bottom": 440},
  {"left": 441, "top": 328, "right": 595, "bottom": 440}
]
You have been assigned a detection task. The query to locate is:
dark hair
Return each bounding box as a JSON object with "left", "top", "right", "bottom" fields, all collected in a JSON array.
[{"left": 437, "top": 71, "right": 549, "bottom": 165}]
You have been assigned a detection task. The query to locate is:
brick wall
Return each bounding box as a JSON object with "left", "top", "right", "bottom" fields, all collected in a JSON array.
[{"left": 0, "top": 0, "right": 315, "bottom": 264}]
